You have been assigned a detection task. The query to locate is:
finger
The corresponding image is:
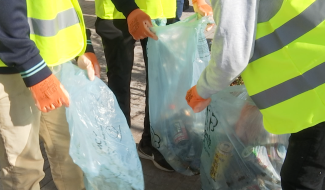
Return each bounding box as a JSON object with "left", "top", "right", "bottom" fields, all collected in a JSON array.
[
  {"left": 40, "top": 106, "right": 48, "bottom": 113},
  {"left": 206, "top": 7, "right": 213, "bottom": 16},
  {"left": 60, "top": 84, "right": 70, "bottom": 107},
  {"left": 146, "top": 31, "right": 158, "bottom": 40},
  {"left": 93, "top": 62, "right": 101, "bottom": 79},
  {"left": 61, "top": 97, "right": 69, "bottom": 108},
  {"left": 34, "top": 101, "right": 48, "bottom": 113},
  {"left": 50, "top": 104, "right": 55, "bottom": 109},
  {"left": 198, "top": 9, "right": 206, "bottom": 17},
  {"left": 45, "top": 105, "right": 55, "bottom": 112},
  {"left": 86, "top": 66, "right": 95, "bottom": 81},
  {"left": 34, "top": 100, "right": 41, "bottom": 110},
  {"left": 77, "top": 55, "right": 88, "bottom": 70},
  {"left": 56, "top": 99, "right": 63, "bottom": 107},
  {"left": 144, "top": 20, "right": 158, "bottom": 40},
  {"left": 144, "top": 27, "right": 158, "bottom": 40},
  {"left": 202, "top": 4, "right": 213, "bottom": 16},
  {"left": 206, "top": 23, "right": 214, "bottom": 32}
]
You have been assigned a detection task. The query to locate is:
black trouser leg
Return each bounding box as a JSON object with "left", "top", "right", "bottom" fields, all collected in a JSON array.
[
  {"left": 140, "top": 18, "right": 176, "bottom": 147},
  {"left": 95, "top": 18, "right": 135, "bottom": 127},
  {"left": 139, "top": 38, "right": 152, "bottom": 147},
  {"left": 280, "top": 122, "right": 325, "bottom": 190}
]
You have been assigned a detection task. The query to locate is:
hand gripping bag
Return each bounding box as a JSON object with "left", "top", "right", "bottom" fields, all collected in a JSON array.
[
  {"left": 201, "top": 85, "right": 290, "bottom": 190},
  {"left": 147, "top": 14, "right": 213, "bottom": 175},
  {"left": 54, "top": 62, "right": 144, "bottom": 190}
]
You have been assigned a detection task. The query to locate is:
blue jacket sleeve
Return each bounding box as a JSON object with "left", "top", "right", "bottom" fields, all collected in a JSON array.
[
  {"left": 85, "top": 29, "right": 95, "bottom": 53},
  {"left": 0, "top": 0, "right": 52, "bottom": 87},
  {"left": 111, "top": 0, "right": 139, "bottom": 18}
]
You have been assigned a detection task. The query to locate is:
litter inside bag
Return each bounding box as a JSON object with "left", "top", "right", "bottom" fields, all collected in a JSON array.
[
  {"left": 200, "top": 85, "right": 290, "bottom": 190},
  {"left": 54, "top": 62, "right": 144, "bottom": 190},
  {"left": 147, "top": 14, "right": 214, "bottom": 175}
]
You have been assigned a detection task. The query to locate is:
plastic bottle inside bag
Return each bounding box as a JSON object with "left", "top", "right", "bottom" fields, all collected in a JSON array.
[
  {"left": 180, "top": 108, "right": 203, "bottom": 174},
  {"left": 241, "top": 146, "right": 281, "bottom": 185},
  {"left": 167, "top": 105, "right": 201, "bottom": 172}
]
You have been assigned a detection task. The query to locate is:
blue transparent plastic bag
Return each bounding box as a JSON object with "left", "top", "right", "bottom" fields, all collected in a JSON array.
[
  {"left": 54, "top": 62, "right": 144, "bottom": 190},
  {"left": 201, "top": 85, "right": 290, "bottom": 190},
  {"left": 147, "top": 14, "right": 213, "bottom": 175}
]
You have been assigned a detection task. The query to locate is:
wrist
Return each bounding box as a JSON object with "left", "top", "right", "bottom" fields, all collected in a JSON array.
[
  {"left": 120, "top": 3, "right": 139, "bottom": 18},
  {"left": 127, "top": 8, "right": 140, "bottom": 19}
]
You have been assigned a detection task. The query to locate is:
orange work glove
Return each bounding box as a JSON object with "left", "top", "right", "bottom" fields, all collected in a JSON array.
[
  {"left": 192, "top": 0, "right": 213, "bottom": 16},
  {"left": 77, "top": 52, "right": 101, "bottom": 81},
  {"left": 127, "top": 9, "right": 158, "bottom": 41},
  {"left": 30, "top": 74, "right": 70, "bottom": 112},
  {"left": 185, "top": 85, "right": 211, "bottom": 113}
]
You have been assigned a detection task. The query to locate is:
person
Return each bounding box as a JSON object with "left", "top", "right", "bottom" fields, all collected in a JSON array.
[
  {"left": 186, "top": 0, "right": 325, "bottom": 189},
  {"left": 0, "top": 0, "right": 100, "bottom": 189},
  {"left": 94, "top": 0, "right": 177, "bottom": 171},
  {"left": 176, "top": 0, "right": 185, "bottom": 22}
]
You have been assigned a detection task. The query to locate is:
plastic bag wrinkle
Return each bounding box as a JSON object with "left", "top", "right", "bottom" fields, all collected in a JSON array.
[
  {"left": 201, "top": 85, "right": 290, "bottom": 190},
  {"left": 147, "top": 14, "right": 214, "bottom": 176},
  {"left": 54, "top": 62, "right": 144, "bottom": 190}
]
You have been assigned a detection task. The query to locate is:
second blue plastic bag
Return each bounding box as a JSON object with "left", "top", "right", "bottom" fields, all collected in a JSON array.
[
  {"left": 147, "top": 14, "right": 213, "bottom": 175},
  {"left": 54, "top": 62, "right": 144, "bottom": 190},
  {"left": 200, "top": 85, "right": 290, "bottom": 190}
]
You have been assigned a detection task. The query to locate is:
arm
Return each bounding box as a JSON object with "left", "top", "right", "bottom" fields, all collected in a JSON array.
[
  {"left": 186, "top": 0, "right": 259, "bottom": 112},
  {"left": 0, "top": 0, "right": 69, "bottom": 112},
  {"left": 110, "top": 0, "right": 158, "bottom": 40},
  {"left": 77, "top": 29, "right": 101, "bottom": 81},
  {"left": 0, "top": 0, "right": 51, "bottom": 87},
  {"left": 85, "top": 29, "right": 95, "bottom": 54},
  {"left": 196, "top": 0, "right": 259, "bottom": 99},
  {"left": 111, "top": 0, "right": 139, "bottom": 18}
]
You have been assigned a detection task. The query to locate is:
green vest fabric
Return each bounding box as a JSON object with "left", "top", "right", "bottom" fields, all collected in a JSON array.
[
  {"left": 242, "top": 0, "right": 325, "bottom": 134},
  {"left": 0, "top": 0, "right": 86, "bottom": 67},
  {"left": 95, "top": 0, "right": 176, "bottom": 20}
]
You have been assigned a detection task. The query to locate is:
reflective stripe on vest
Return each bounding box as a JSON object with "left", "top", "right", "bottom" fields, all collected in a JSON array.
[
  {"left": 28, "top": 8, "right": 79, "bottom": 37},
  {"left": 0, "top": 0, "right": 86, "bottom": 67},
  {"left": 95, "top": 0, "right": 176, "bottom": 20},
  {"left": 241, "top": 0, "right": 325, "bottom": 134}
]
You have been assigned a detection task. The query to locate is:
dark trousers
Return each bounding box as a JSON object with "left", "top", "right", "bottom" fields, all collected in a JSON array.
[
  {"left": 281, "top": 122, "right": 325, "bottom": 190},
  {"left": 95, "top": 18, "right": 174, "bottom": 147}
]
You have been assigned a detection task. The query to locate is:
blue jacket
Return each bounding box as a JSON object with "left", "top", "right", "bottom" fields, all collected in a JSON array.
[{"left": 0, "top": 0, "right": 94, "bottom": 87}]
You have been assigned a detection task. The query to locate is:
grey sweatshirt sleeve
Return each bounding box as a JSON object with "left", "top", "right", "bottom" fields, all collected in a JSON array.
[{"left": 196, "top": 0, "right": 259, "bottom": 99}]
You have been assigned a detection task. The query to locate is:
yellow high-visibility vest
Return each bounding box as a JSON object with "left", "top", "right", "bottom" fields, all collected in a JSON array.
[
  {"left": 95, "top": 0, "right": 176, "bottom": 20},
  {"left": 242, "top": 0, "right": 325, "bottom": 134},
  {"left": 0, "top": 0, "right": 86, "bottom": 67}
]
